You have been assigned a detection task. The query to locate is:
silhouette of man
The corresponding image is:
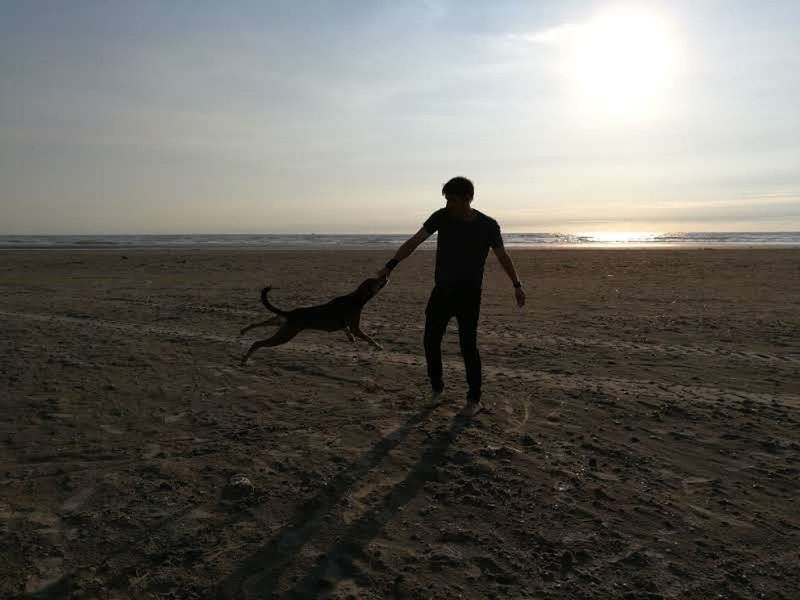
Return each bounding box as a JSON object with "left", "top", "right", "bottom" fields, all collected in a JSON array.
[{"left": 377, "top": 177, "right": 525, "bottom": 417}]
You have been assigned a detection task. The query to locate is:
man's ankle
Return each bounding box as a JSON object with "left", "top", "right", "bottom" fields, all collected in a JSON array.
[{"left": 459, "top": 399, "right": 482, "bottom": 417}]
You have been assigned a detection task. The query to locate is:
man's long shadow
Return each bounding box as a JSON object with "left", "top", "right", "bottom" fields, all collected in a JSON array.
[
  {"left": 279, "top": 414, "right": 470, "bottom": 598},
  {"left": 218, "top": 402, "right": 468, "bottom": 598}
]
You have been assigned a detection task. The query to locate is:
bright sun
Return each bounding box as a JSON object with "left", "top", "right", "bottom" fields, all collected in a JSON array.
[{"left": 568, "top": 9, "right": 679, "bottom": 119}]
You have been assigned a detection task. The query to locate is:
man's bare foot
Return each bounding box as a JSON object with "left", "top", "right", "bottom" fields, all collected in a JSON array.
[{"left": 458, "top": 400, "right": 482, "bottom": 418}]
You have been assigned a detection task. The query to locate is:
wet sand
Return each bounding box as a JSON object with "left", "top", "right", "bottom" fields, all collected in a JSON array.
[{"left": 2, "top": 248, "right": 799, "bottom": 599}]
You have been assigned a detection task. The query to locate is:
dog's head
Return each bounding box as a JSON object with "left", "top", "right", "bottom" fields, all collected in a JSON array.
[{"left": 355, "top": 276, "right": 388, "bottom": 302}]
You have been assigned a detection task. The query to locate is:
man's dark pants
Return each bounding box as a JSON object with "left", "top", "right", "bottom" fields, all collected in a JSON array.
[{"left": 423, "top": 286, "right": 482, "bottom": 401}]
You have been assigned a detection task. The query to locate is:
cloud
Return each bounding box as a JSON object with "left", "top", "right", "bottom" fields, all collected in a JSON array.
[
  {"left": 493, "top": 191, "right": 800, "bottom": 230},
  {"left": 651, "top": 192, "right": 800, "bottom": 212},
  {"left": 509, "top": 23, "right": 583, "bottom": 46},
  {"left": 420, "top": 0, "right": 448, "bottom": 20}
]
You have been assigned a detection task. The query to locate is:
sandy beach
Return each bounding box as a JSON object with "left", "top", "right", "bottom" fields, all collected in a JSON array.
[{"left": 2, "top": 247, "right": 799, "bottom": 599}]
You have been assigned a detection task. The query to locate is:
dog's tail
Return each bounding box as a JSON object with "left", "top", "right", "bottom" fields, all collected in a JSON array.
[{"left": 260, "top": 286, "right": 289, "bottom": 316}]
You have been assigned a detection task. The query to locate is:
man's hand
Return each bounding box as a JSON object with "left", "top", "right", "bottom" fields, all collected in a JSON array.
[
  {"left": 376, "top": 228, "right": 431, "bottom": 281},
  {"left": 493, "top": 247, "right": 524, "bottom": 307},
  {"left": 514, "top": 286, "right": 526, "bottom": 307}
]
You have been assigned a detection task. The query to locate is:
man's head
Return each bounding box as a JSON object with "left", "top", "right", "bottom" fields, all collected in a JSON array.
[{"left": 442, "top": 176, "right": 474, "bottom": 205}]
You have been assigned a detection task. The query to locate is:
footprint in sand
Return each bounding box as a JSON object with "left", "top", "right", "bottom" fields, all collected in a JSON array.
[
  {"left": 0, "top": 502, "right": 15, "bottom": 521},
  {"left": 143, "top": 443, "right": 161, "bottom": 459},
  {"left": 29, "top": 511, "right": 60, "bottom": 531},
  {"left": 680, "top": 477, "right": 715, "bottom": 494},
  {"left": 164, "top": 411, "right": 186, "bottom": 423},
  {"left": 491, "top": 393, "right": 530, "bottom": 432},
  {"left": 24, "top": 557, "right": 64, "bottom": 595},
  {"left": 61, "top": 486, "right": 94, "bottom": 513},
  {"left": 685, "top": 503, "right": 754, "bottom": 528}
]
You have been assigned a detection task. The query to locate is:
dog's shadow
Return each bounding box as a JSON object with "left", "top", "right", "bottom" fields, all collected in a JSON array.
[{"left": 217, "top": 405, "right": 470, "bottom": 598}]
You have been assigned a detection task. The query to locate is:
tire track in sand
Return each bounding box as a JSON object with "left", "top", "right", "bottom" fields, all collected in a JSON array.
[
  {"left": 5, "top": 294, "right": 798, "bottom": 366},
  {"left": 2, "top": 309, "right": 799, "bottom": 410}
]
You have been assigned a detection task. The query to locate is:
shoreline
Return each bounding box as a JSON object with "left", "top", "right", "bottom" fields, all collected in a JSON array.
[{"left": 2, "top": 244, "right": 800, "bottom": 251}]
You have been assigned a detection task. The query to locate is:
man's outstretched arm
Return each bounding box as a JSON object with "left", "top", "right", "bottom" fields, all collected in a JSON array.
[
  {"left": 492, "top": 246, "right": 526, "bottom": 307},
  {"left": 376, "top": 227, "right": 431, "bottom": 279}
]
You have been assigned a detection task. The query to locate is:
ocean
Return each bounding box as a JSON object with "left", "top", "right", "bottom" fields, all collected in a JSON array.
[{"left": 1, "top": 232, "right": 799, "bottom": 249}]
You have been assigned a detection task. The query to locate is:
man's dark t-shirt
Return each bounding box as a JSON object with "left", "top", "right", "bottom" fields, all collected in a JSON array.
[{"left": 423, "top": 208, "right": 503, "bottom": 289}]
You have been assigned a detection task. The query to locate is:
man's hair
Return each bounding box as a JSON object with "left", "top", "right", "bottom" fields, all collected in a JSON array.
[{"left": 442, "top": 176, "right": 474, "bottom": 201}]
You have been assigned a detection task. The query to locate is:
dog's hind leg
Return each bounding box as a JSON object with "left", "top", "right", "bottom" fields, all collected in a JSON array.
[
  {"left": 241, "top": 324, "right": 299, "bottom": 364},
  {"left": 240, "top": 315, "right": 284, "bottom": 336}
]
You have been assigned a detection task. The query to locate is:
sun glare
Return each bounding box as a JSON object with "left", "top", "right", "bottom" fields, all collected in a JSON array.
[
  {"left": 568, "top": 9, "right": 679, "bottom": 120},
  {"left": 577, "top": 231, "right": 659, "bottom": 244}
]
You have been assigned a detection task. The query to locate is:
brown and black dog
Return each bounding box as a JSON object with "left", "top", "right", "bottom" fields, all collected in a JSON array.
[{"left": 239, "top": 277, "right": 387, "bottom": 364}]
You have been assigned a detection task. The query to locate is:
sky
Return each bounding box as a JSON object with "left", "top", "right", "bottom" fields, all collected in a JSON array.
[{"left": 1, "top": 0, "right": 799, "bottom": 234}]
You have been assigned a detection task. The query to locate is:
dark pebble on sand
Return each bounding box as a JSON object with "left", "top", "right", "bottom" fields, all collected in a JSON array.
[
  {"left": 621, "top": 550, "right": 651, "bottom": 567},
  {"left": 222, "top": 474, "right": 255, "bottom": 500},
  {"left": 450, "top": 450, "right": 473, "bottom": 465},
  {"left": 480, "top": 446, "right": 515, "bottom": 460}
]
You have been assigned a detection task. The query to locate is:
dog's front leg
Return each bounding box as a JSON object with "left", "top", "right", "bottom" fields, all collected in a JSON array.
[
  {"left": 352, "top": 327, "right": 383, "bottom": 350},
  {"left": 344, "top": 325, "right": 356, "bottom": 343}
]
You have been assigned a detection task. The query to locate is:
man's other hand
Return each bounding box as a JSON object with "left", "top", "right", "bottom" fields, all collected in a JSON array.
[{"left": 515, "top": 286, "right": 526, "bottom": 307}]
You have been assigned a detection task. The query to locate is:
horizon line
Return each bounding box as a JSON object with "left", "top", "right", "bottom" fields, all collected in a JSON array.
[{"left": 2, "top": 230, "right": 800, "bottom": 237}]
